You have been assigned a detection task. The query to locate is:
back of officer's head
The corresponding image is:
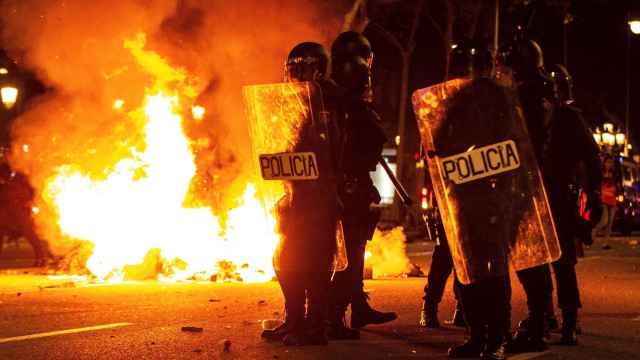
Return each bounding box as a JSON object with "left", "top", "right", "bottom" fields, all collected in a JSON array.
[
  {"left": 331, "top": 31, "right": 372, "bottom": 64},
  {"left": 501, "top": 39, "right": 544, "bottom": 82},
  {"left": 285, "top": 42, "right": 329, "bottom": 82},
  {"left": 550, "top": 63, "right": 573, "bottom": 105},
  {"left": 448, "top": 38, "right": 494, "bottom": 80}
]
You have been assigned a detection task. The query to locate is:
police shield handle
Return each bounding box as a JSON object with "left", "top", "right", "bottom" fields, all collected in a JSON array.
[
  {"left": 439, "top": 140, "right": 520, "bottom": 185},
  {"left": 259, "top": 152, "right": 319, "bottom": 181}
]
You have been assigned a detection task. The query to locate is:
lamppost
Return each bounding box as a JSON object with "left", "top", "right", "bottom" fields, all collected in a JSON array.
[
  {"left": 593, "top": 122, "right": 627, "bottom": 155},
  {"left": 626, "top": 11, "right": 640, "bottom": 149}
]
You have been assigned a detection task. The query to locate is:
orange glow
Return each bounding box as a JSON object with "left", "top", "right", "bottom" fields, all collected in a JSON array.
[{"left": 41, "top": 34, "right": 280, "bottom": 282}]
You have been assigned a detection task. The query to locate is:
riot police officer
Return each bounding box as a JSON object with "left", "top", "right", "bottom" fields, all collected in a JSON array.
[
  {"left": 441, "top": 40, "right": 513, "bottom": 360},
  {"left": 504, "top": 40, "right": 601, "bottom": 350},
  {"left": 327, "top": 31, "right": 397, "bottom": 340},
  {"left": 260, "top": 42, "right": 340, "bottom": 346},
  {"left": 545, "top": 63, "right": 601, "bottom": 345},
  {"left": 419, "top": 40, "right": 479, "bottom": 329}
]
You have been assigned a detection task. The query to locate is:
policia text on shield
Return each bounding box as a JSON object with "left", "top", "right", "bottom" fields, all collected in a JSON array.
[
  {"left": 439, "top": 140, "right": 520, "bottom": 184},
  {"left": 259, "top": 152, "right": 319, "bottom": 180}
]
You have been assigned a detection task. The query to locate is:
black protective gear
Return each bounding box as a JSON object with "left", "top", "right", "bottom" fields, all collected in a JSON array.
[
  {"left": 421, "top": 229, "right": 463, "bottom": 328},
  {"left": 351, "top": 294, "right": 397, "bottom": 328},
  {"left": 448, "top": 340, "right": 484, "bottom": 358},
  {"left": 331, "top": 56, "right": 371, "bottom": 98},
  {"left": 457, "top": 276, "right": 511, "bottom": 358},
  {"left": 558, "top": 309, "right": 579, "bottom": 346},
  {"left": 501, "top": 39, "right": 544, "bottom": 82},
  {"left": 448, "top": 38, "right": 494, "bottom": 79},
  {"left": 419, "top": 301, "right": 440, "bottom": 328},
  {"left": 285, "top": 42, "right": 329, "bottom": 82},
  {"left": 446, "top": 304, "right": 467, "bottom": 327},
  {"left": 331, "top": 31, "right": 373, "bottom": 64},
  {"left": 549, "top": 63, "right": 574, "bottom": 105}
]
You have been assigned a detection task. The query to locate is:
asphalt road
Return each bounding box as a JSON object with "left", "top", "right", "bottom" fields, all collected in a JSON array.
[{"left": 0, "top": 236, "right": 638, "bottom": 360}]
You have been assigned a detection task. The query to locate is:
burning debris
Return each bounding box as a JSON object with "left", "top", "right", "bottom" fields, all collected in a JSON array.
[{"left": 0, "top": 1, "right": 340, "bottom": 282}]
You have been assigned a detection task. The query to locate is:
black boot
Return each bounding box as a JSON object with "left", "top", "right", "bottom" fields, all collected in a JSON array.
[
  {"left": 558, "top": 309, "right": 578, "bottom": 346},
  {"left": 445, "top": 306, "right": 466, "bottom": 327},
  {"left": 327, "top": 303, "right": 360, "bottom": 340},
  {"left": 271, "top": 271, "right": 305, "bottom": 342},
  {"left": 351, "top": 293, "right": 397, "bottom": 329},
  {"left": 482, "top": 339, "right": 507, "bottom": 360},
  {"left": 448, "top": 339, "right": 485, "bottom": 358},
  {"left": 419, "top": 301, "right": 440, "bottom": 328},
  {"left": 261, "top": 317, "right": 299, "bottom": 341},
  {"left": 483, "top": 319, "right": 507, "bottom": 360},
  {"left": 508, "top": 317, "right": 548, "bottom": 353}
]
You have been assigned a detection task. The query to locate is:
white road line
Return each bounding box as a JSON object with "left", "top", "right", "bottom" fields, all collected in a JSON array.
[{"left": 0, "top": 322, "right": 133, "bottom": 344}]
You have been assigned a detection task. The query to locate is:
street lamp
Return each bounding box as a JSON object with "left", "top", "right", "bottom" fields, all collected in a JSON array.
[
  {"left": 0, "top": 86, "right": 18, "bottom": 109},
  {"left": 629, "top": 20, "right": 640, "bottom": 35}
]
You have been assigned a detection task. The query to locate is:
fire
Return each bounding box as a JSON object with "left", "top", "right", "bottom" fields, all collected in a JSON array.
[{"left": 41, "top": 33, "right": 280, "bottom": 282}]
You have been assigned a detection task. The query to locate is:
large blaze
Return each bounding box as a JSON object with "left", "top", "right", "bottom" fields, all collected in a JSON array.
[{"left": 40, "top": 34, "right": 279, "bottom": 282}]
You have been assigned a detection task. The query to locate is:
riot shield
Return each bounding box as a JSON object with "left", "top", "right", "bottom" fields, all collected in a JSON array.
[
  {"left": 412, "top": 78, "right": 560, "bottom": 284},
  {"left": 243, "top": 81, "right": 347, "bottom": 274}
]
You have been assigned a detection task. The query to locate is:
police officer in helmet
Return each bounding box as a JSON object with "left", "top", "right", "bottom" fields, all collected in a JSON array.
[
  {"left": 327, "top": 31, "right": 397, "bottom": 340},
  {"left": 440, "top": 39, "right": 513, "bottom": 360},
  {"left": 261, "top": 41, "right": 339, "bottom": 346}
]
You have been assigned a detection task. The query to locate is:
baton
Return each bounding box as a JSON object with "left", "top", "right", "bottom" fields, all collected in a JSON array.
[{"left": 378, "top": 156, "right": 413, "bottom": 207}]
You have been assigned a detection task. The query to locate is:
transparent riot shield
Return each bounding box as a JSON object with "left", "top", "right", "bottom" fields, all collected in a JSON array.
[
  {"left": 412, "top": 78, "right": 560, "bottom": 284},
  {"left": 243, "top": 81, "right": 347, "bottom": 274}
]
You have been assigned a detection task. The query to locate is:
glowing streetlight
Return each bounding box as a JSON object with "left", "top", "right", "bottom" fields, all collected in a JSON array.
[
  {"left": 615, "top": 132, "right": 626, "bottom": 146},
  {"left": 629, "top": 20, "right": 640, "bottom": 35},
  {"left": 593, "top": 131, "right": 602, "bottom": 144},
  {"left": 1, "top": 86, "right": 18, "bottom": 109}
]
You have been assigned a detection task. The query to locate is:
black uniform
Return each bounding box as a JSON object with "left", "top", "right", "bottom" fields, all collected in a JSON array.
[
  {"left": 327, "top": 31, "right": 397, "bottom": 338},
  {"left": 261, "top": 42, "right": 339, "bottom": 346},
  {"left": 438, "top": 77, "right": 519, "bottom": 360},
  {"left": 329, "top": 95, "right": 387, "bottom": 321},
  {"left": 420, "top": 208, "right": 464, "bottom": 328},
  {"left": 514, "top": 72, "right": 601, "bottom": 348}
]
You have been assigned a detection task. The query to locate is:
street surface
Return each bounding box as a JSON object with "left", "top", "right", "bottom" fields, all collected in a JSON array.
[{"left": 0, "top": 235, "right": 638, "bottom": 359}]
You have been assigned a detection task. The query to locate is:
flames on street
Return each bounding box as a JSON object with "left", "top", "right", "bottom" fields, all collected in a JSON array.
[{"left": 40, "top": 33, "right": 280, "bottom": 282}]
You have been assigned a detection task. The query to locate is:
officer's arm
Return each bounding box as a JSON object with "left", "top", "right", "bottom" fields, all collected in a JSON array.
[{"left": 573, "top": 112, "right": 602, "bottom": 193}]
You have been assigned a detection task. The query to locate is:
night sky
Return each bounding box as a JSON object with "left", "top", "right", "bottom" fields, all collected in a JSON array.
[{"left": 557, "top": 1, "right": 638, "bottom": 146}]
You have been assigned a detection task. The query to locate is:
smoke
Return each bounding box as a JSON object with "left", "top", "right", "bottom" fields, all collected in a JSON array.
[
  {"left": 366, "top": 227, "right": 411, "bottom": 278},
  {"left": 0, "top": 0, "right": 342, "bottom": 256}
]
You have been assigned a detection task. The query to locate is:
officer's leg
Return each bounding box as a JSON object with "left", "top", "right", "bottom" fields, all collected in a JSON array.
[
  {"left": 304, "top": 271, "right": 332, "bottom": 345},
  {"left": 328, "top": 217, "right": 361, "bottom": 339},
  {"left": 263, "top": 269, "right": 305, "bottom": 342},
  {"left": 420, "top": 240, "right": 454, "bottom": 328},
  {"left": 483, "top": 275, "right": 510, "bottom": 360},
  {"left": 511, "top": 265, "right": 550, "bottom": 352},
  {"left": 448, "top": 279, "right": 486, "bottom": 358},
  {"left": 350, "top": 217, "right": 397, "bottom": 329},
  {"left": 552, "top": 259, "right": 581, "bottom": 345}
]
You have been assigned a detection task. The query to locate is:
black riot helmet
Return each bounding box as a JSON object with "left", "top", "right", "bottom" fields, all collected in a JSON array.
[
  {"left": 448, "top": 38, "right": 494, "bottom": 79},
  {"left": 331, "top": 31, "right": 373, "bottom": 66},
  {"left": 284, "top": 42, "right": 329, "bottom": 82},
  {"left": 501, "top": 39, "right": 544, "bottom": 82},
  {"left": 331, "top": 56, "right": 370, "bottom": 97},
  {"left": 549, "top": 63, "right": 574, "bottom": 105}
]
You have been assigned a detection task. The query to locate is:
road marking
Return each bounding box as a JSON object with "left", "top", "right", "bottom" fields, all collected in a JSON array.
[{"left": 0, "top": 322, "right": 133, "bottom": 344}]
